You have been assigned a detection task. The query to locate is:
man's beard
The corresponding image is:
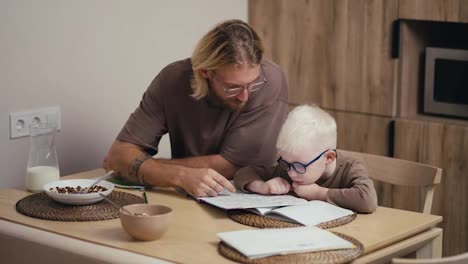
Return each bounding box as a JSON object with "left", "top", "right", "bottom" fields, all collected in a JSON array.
[
  {"left": 210, "top": 85, "right": 246, "bottom": 112},
  {"left": 223, "top": 99, "right": 246, "bottom": 112}
]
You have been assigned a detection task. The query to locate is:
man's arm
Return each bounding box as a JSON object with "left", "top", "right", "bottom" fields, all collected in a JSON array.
[{"left": 104, "top": 140, "right": 236, "bottom": 197}]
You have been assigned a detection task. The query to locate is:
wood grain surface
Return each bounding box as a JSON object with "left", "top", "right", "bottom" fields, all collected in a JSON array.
[
  {"left": 394, "top": 119, "right": 468, "bottom": 256},
  {"left": 399, "top": 0, "right": 461, "bottom": 22},
  {"left": 250, "top": 0, "right": 398, "bottom": 116}
]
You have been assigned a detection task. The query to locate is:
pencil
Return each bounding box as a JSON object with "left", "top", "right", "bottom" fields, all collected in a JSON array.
[{"left": 143, "top": 192, "right": 148, "bottom": 204}]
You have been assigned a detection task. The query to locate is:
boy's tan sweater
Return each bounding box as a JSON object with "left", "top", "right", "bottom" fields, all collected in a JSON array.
[{"left": 234, "top": 150, "right": 378, "bottom": 213}]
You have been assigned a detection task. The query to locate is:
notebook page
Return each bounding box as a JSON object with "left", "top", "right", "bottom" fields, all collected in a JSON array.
[{"left": 271, "top": 200, "right": 354, "bottom": 226}]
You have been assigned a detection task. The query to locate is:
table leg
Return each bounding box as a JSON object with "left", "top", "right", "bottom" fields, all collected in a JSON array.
[
  {"left": 351, "top": 228, "right": 443, "bottom": 264},
  {"left": 415, "top": 228, "right": 442, "bottom": 258}
]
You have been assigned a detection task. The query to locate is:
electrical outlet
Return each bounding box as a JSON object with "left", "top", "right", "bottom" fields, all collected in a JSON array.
[{"left": 9, "top": 106, "right": 61, "bottom": 139}]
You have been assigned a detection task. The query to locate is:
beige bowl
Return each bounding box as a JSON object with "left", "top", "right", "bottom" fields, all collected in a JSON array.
[{"left": 120, "top": 204, "right": 173, "bottom": 241}]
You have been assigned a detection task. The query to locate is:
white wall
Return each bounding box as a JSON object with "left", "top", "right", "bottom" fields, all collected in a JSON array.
[{"left": 0, "top": 0, "right": 247, "bottom": 188}]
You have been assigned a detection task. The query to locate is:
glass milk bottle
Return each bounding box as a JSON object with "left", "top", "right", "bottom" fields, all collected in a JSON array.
[{"left": 26, "top": 123, "right": 60, "bottom": 192}]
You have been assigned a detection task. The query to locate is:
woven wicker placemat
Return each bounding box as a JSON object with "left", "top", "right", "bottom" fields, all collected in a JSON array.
[
  {"left": 227, "top": 210, "right": 356, "bottom": 229},
  {"left": 16, "top": 191, "right": 144, "bottom": 221},
  {"left": 218, "top": 231, "right": 363, "bottom": 264}
]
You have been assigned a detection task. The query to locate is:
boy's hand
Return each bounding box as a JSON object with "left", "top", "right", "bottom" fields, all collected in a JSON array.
[
  {"left": 292, "top": 183, "right": 328, "bottom": 201},
  {"left": 246, "top": 177, "right": 291, "bottom": 195}
]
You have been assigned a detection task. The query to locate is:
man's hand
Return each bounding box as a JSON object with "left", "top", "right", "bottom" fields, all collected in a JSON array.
[
  {"left": 178, "top": 168, "right": 236, "bottom": 197},
  {"left": 292, "top": 183, "right": 328, "bottom": 201},
  {"left": 246, "top": 177, "right": 291, "bottom": 195}
]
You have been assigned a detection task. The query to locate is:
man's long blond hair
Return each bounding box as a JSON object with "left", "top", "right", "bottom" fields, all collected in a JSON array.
[{"left": 191, "top": 19, "right": 264, "bottom": 99}]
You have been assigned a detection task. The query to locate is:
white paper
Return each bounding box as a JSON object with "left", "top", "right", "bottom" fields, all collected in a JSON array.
[
  {"left": 198, "top": 189, "right": 309, "bottom": 209},
  {"left": 218, "top": 226, "right": 355, "bottom": 259},
  {"left": 266, "top": 200, "right": 354, "bottom": 226}
]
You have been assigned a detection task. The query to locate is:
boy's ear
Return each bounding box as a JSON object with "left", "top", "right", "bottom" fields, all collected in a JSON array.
[{"left": 325, "top": 150, "right": 337, "bottom": 164}]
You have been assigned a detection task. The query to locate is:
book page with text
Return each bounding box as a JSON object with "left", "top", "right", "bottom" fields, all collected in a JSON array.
[{"left": 198, "top": 189, "right": 309, "bottom": 210}]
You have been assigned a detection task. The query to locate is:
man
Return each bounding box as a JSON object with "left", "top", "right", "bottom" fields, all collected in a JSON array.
[{"left": 104, "top": 19, "right": 288, "bottom": 197}]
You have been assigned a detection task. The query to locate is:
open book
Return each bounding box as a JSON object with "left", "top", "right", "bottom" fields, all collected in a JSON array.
[
  {"left": 218, "top": 226, "right": 355, "bottom": 259},
  {"left": 198, "top": 190, "right": 354, "bottom": 226}
]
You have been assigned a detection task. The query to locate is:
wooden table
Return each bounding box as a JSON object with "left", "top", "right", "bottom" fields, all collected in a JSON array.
[{"left": 0, "top": 169, "right": 443, "bottom": 264}]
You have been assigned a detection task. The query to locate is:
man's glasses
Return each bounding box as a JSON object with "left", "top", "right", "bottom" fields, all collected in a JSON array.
[
  {"left": 277, "top": 149, "right": 336, "bottom": 174},
  {"left": 211, "top": 67, "right": 268, "bottom": 97}
]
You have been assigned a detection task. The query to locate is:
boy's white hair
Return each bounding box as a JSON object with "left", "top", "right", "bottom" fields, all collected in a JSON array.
[{"left": 276, "top": 105, "right": 337, "bottom": 153}]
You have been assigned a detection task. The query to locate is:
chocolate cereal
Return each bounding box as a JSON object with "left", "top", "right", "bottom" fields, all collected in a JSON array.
[{"left": 49, "top": 185, "right": 108, "bottom": 194}]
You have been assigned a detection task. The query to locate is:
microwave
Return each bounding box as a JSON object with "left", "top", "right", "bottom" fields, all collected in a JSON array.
[{"left": 424, "top": 47, "right": 468, "bottom": 119}]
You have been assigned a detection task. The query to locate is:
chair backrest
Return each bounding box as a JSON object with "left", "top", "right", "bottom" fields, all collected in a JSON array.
[
  {"left": 339, "top": 150, "right": 442, "bottom": 214},
  {"left": 392, "top": 252, "right": 468, "bottom": 264}
]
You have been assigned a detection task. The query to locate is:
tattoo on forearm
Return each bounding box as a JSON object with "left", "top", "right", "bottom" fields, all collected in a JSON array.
[{"left": 128, "top": 153, "right": 152, "bottom": 185}]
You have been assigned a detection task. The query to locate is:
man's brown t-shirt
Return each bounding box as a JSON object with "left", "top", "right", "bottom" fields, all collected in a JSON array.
[{"left": 117, "top": 58, "right": 288, "bottom": 167}]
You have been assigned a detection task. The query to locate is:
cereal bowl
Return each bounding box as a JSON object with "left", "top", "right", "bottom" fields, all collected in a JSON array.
[
  {"left": 43, "top": 179, "right": 114, "bottom": 205},
  {"left": 120, "top": 204, "right": 173, "bottom": 241}
]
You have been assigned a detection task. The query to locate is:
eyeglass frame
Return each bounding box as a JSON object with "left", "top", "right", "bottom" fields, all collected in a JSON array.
[
  {"left": 277, "top": 149, "right": 337, "bottom": 174},
  {"left": 210, "top": 65, "right": 268, "bottom": 97}
]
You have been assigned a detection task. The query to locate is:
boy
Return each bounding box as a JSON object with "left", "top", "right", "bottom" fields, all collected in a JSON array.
[{"left": 234, "top": 105, "right": 377, "bottom": 213}]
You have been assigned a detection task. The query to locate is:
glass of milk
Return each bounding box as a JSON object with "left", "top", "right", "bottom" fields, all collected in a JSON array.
[{"left": 26, "top": 123, "right": 60, "bottom": 192}]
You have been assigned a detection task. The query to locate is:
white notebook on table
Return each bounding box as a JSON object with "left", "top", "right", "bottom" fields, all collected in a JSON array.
[{"left": 218, "top": 226, "right": 355, "bottom": 259}]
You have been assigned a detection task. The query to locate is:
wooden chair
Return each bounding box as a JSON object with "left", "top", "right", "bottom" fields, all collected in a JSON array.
[
  {"left": 392, "top": 252, "right": 468, "bottom": 264},
  {"left": 339, "top": 150, "right": 442, "bottom": 214}
]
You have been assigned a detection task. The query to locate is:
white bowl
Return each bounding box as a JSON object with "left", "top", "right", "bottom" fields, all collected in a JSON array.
[{"left": 43, "top": 179, "right": 114, "bottom": 205}]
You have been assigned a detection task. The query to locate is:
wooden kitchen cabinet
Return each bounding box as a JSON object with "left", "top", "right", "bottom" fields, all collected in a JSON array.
[
  {"left": 462, "top": 0, "right": 468, "bottom": 21},
  {"left": 250, "top": 0, "right": 398, "bottom": 116},
  {"left": 394, "top": 118, "right": 468, "bottom": 256},
  {"left": 327, "top": 110, "right": 392, "bottom": 155},
  {"left": 399, "top": 0, "right": 468, "bottom": 22}
]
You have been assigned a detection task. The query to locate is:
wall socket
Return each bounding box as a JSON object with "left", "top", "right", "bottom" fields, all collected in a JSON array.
[{"left": 9, "top": 106, "right": 61, "bottom": 139}]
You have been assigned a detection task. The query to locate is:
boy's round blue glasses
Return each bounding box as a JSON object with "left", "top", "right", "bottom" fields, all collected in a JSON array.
[{"left": 277, "top": 149, "right": 336, "bottom": 174}]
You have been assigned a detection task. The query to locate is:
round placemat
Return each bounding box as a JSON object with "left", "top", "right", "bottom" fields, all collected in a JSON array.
[
  {"left": 16, "top": 191, "right": 144, "bottom": 221},
  {"left": 227, "top": 210, "right": 356, "bottom": 229},
  {"left": 218, "top": 231, "right": 363, "bottom": 264}
]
